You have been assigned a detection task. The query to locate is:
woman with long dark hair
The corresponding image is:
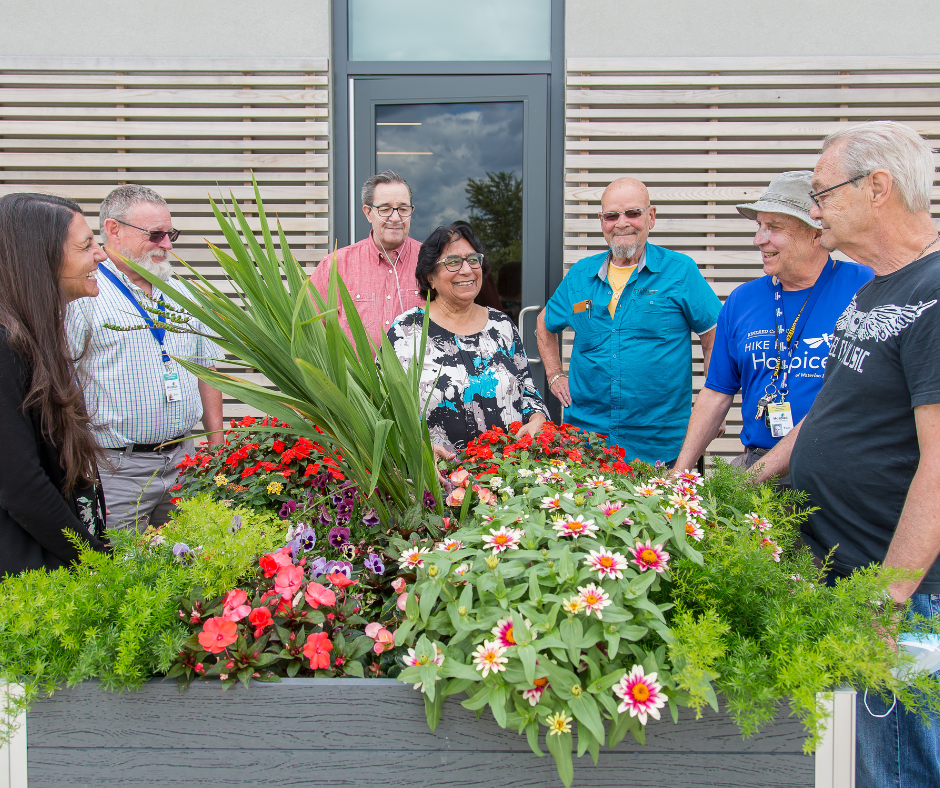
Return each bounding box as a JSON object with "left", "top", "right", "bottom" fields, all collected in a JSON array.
[{"left": 0, "top": 193, "right": 110, "bottom": 575}]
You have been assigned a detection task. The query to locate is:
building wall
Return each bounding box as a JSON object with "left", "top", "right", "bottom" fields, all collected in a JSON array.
[
  {"left": 565, "top": 0, "right": 935, "bottom": 57},
  {"left": 1, "top": 0, "right": 331, "bottom": 58}
]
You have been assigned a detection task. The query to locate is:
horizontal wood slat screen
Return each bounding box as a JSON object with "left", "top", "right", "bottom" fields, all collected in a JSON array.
[
  {"left": 564, "top": 56, "right": 940, "bottom": 464},
  {"left": 0, "top": 57, "right": 330, "bottom": 433}
]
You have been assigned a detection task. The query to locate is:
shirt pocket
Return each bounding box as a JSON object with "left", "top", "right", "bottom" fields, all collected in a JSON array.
[
  {"left": 626, "top": 296, "right": 684, "bottom": 338},
  {"left": 571, "top": 309, "right": 607, "bottom": 352}
]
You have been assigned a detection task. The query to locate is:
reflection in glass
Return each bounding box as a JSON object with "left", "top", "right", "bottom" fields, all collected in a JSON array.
[
  {"left": 375, "top": 102, "right": 524, "bottom": 319},
  {"left": 349, "top": 0, "right": 551, "bottom": 62}
]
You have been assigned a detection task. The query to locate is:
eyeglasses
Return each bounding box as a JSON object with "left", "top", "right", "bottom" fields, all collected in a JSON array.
[
  {"left": 599, "top": 208, "right": 650, "bottom": 223},
  {"left": 437, "top": 253, "right": 484, "bottom": 271},
  {"left": 115, "top": 219, "right": 180, "bottom": 244},
  {"left": 369, "top": 204, "right": 415, "bottom": 218},
  {"left": 808, "top": 173, "right": 871, "bottom": 208}
]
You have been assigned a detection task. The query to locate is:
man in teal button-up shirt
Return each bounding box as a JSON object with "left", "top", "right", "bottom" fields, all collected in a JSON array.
[{"left": 537, "top": 177, "right": 722, "bottom": 464}]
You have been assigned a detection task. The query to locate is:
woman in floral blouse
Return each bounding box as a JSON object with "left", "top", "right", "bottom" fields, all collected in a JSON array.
[{"left": 387, "top": 222, "right": 549, "bottom": 454}]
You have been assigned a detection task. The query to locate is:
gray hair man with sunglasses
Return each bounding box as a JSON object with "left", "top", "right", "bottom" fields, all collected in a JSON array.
[
  {"left": 753, "top": 122, "right": 940, "bottom": 788},
  {"left": 65, "top": 184, "right": 224, "bottom": 532},
  {"left": 309, "top": 170, "right": 426, "bottom": 347}
]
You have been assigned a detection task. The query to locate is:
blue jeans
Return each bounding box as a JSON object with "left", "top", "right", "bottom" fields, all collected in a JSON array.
[{"left": 856, "top": 592, "right": 940, "bottom": 788}]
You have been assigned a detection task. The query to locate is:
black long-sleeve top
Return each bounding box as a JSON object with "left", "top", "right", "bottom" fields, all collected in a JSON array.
[{"left": 0, "top": 329, "right": 107, "bottom": 576}]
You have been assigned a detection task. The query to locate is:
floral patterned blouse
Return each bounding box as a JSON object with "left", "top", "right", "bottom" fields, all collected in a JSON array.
[{"left": 387, "top": 307, "right": 549, "bottom": 451}]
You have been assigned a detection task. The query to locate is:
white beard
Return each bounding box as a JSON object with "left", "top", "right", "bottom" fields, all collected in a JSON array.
[
  {"left": 119, "top": 246, "right": 173, "bottom": 281},
  {"left": 610, "top": 236, "right": 639, "bottom": 260}
]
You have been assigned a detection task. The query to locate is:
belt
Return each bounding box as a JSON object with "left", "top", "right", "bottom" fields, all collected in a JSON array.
[{"left": 115, "top": 434, "right": 188, "bottom": 453}]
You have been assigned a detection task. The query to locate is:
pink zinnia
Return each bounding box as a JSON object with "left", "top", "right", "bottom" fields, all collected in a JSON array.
[
  {"left": 632, "top": 539, "right": 670, "bottom": 573},
  {"left": 585, "top": 547, "right": 629, "bottom": 580},
  {"left": 481, "top": 526, "right": 523, "bottom": 553},
  {"left": 613, "top": 665, "right": 668, "bottom": 725}
]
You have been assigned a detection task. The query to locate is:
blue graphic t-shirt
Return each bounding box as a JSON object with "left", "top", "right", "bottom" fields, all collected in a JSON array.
[{"left": 705, "top": 259, "right": 874, "bottom": 449}]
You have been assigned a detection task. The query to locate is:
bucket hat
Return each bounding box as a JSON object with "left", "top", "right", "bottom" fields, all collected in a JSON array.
[{"left": 736, "top": 170, "right": 822, "bottom": 229}]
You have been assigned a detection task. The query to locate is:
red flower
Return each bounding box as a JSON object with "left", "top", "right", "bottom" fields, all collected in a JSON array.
[
  {"left": 248, "top": 606, "right": 273, "bottom": 637},
  {"left": 238, "top": 417, "right": 256, "bottom": 427},
  {"left": 304, "top": 463, "right": 321, "bottom": 477},
  {"left": 170, "top": 497, "right": 181, "bottom": 504},
  {"left": 272, "top": 440, "right": 285, "bottom": 454},
  {"left": 259, "top": 547, "right": 293, "bottom": 578},
  {"left": 303, "top": 632, "right": 333, "bottom": 670},
  {"left": 169, "top": 483, "right": 183, "bottom": 492},
  {"left": 197, "top": 617, "right": 238, "bottom": 654},
  {"left": 509, "top": 421, "right": 523, "bottom": 434},
  {"left": 566, "top": 450, "right": 583, "bottom": 463},
  {"left": 327, "top": 571, "right": 357, "bottom": 589}
]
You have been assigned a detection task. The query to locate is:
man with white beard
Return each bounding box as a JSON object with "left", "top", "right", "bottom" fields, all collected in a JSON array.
[
  {"left": 66, "top": 185, "right": 223, "bottom": 531},
  {"left": 536, "top": 177, "right": 722, "bottom": 464}
]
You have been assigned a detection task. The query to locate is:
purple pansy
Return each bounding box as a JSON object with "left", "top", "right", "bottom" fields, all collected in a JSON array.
[
  {"left": 309, "top": 556, "right": 328, "bottom": 578},
  {"left": 229, "top": 515, "right": 243, "bottom": 534},
  {"left": 362, "top": 508, "right": 380, "bottom": 527},
  {"left": 326, "top": 560, "right": 352, "bottom": 578},
  {"left": 286, "top": 538, "right": 301, "bottom": 560},
  {"left": 279, "top": 499, "right": 297, "bottom": 519},
  {"left": 328, "top": 526, "right": 350, "bottom": 547},
  {"left": 423, "top": 491, "right": 436, "bottom": 509},
  {"left": 298, "top": 527, "right": 317, "bottom": 551},
  {"left": 364, "top": 553, "right": 385, "bottom": 575},
  {"left": 172, "top": 542, "right": 191, "bottom": 557}
]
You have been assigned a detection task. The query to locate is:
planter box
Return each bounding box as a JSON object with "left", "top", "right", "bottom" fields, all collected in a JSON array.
[{"left": 9, "top": 678, "right": 822, "bottom": 788}]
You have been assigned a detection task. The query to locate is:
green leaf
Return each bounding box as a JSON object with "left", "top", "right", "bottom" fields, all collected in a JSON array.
[
  {"left": 525, "top": 719, "right": 544, "bottom": 757},
  {"left": 343, "top": 660, "right": 364, "bottom": 678},
  {"left": 570, "top": 693, "right": 606, "bottom": 743},
  {"left": 488, "top": 684, "right": 509, "bottom": 728},
  {"left": 419, "top": 581, "right": 442, "bottom": 623},
  {"left": 607, "top": 710, "right": 630, "bottom": 748},
  {"left": 517, "top": 644, "right": 537, "bottom": 685},
  {"left": 424, "top": 688, "right": 445, "bottom": 731},
  {"left": 546, "top": 727, "right": 574, "bottom": 788}
]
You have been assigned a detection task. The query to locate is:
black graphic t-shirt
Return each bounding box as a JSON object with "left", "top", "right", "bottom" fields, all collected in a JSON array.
[{"left": 791, "top": 250, "right": 940, "bottom": 592}]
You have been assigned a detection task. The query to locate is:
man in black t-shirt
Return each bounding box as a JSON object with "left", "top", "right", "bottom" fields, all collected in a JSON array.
[{"left": 754, "top": 121, "right": 940, "bottom": 788}]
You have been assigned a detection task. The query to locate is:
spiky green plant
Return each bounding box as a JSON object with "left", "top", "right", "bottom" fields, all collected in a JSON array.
[{"left": 125, "top": 177, "right": 441, "bottom": 522}]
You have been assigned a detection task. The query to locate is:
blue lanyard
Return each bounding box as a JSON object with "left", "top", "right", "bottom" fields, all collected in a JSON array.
[
  {"left": 98, "top": 265, "right": 171, "bottom": 365},
  {"left": 771, "top": 257, "right": 837, "bottom": 399}
]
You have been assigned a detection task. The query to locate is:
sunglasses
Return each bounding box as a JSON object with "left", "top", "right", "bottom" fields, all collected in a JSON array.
[
  {"left": 116, "top": 219, "right": 181, "bottom": 244},
  {"left": 599, "top": 208, "right": 649, "bottom": 223},
  {"left": 437, "top": 253, "right": 484, "bottom": 271}
]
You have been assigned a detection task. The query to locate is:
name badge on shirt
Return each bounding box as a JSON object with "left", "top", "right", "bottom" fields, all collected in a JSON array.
[
  {"left": 767, "top": 401, "right": 794, "bottom": 438},
  {"left": 163, "top": 372, "right": 182, "bottom": 403}
]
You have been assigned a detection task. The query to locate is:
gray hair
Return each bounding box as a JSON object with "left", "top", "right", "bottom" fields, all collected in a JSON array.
[
  {"left": 821, "top": 121, "right": 936, "bottom": 213},
  {"left": 99, "top": 184, "right": 167, "bottom": 241},
  {"left": 360, "top": 170, "right": 412, "bottom": 207}
]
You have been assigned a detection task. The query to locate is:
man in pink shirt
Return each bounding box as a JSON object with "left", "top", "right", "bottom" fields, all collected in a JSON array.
[{"left": 310, "top": 170, "right": 425, "bottom": 347}]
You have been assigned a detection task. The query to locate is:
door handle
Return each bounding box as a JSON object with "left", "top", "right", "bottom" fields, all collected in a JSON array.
[{"left": 518, "top": 305, "right": 542, "bottom": 364}]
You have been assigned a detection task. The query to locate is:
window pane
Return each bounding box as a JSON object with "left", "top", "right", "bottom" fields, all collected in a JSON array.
[{"left": 349, "top": 0, "right": 551, "bottom": 61}]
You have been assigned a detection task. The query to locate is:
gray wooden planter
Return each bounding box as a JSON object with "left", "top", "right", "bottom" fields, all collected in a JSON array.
[{"left": 2, "top": 677, "right": 831, "bottom": 788}]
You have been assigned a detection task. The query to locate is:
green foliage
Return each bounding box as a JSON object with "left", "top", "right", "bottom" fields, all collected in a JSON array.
[
  {"left": 120, "top": 176, "right": 442, "bottom": 524},
  {"left": 466, "top": 171, "right": 522, "bottom": 275}
]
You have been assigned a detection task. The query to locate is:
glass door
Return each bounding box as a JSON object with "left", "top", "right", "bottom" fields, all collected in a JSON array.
[{"left": 353, "top": 75, "right": 549, "bottom": 391}]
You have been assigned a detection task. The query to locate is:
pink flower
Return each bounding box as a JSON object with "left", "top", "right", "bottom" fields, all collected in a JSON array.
[
  {"left": 491, "top": 617, "right": 516, "bottom": 647},
  {"left": 327, "top": 572, "right": 357, "bottom": 589},
  {"left": 303, "top": 631, "right": 333, "bottom": 670},
  {"left": 221, "top": 589, "right": 251, "bottom": 622},
  {"left": 444, "top": 487, "right": 466, "bottom": 507},
  {"left": 599, "top": 500, "right": 623, "bottom": 517},
  {"left": 552, "top": 514, "right": 599, "bottom": 539},
  {"left": 472, "top": 639, "right": 508, "bottom": 677},
  {"left": 473, "top": 485, "right": 497, "bottom": 506},
  {"left": 399, "top": 547, "right": 430, "bottom": 569},
  {"left": 396, "top": 592, "right": 410, "bottom": 612},
  {"left": 449, "top": 468, "right": 471, "bottom": 488},
  {"left": 364, "top": 622, "right": 395, "bottom": 654},
  {"left": 585, "top": 547, "right": 629, "bottom": 580},
  {"left": 259, "top": 547, "right": 294, "bottom": 578},
  {"left": 762, "top": 537, "right": 783, "bottom": 562},
  {"left": 613, "top": 665, "right": 668, "bottom": 725},
  {"left": 197, "top": 617, "right": 238, "bottom": 654},
  {"left": 577, "top": 583, "right": 612, "bottom": 619},
  {"left": 746, "top": 513, "right": 773, "bottom": 532},
  {"left": 631, "top": 539, "right": 671, "bottom": 573},
  {"left": 523, "top": 678, "right": 549, "bottom": 706},
  {"left": 274, "top": 564, "right": 304, "bottom": 600},
  {"left": 391, "top": 577, "right": 407, "bottom": 594},
  {"left": 481, "top": 526, "right": 524, "bottom": 553},
  {"left": 304, "top": 581, "right": 337, "bottom": 609}
]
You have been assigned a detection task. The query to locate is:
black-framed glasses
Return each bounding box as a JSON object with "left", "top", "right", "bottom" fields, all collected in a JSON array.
[
  {"left": 437, "top": 253, "right": 484, "bottom": 271},
  {"left": 369, "top": 204, "right": 414, "bottom": 218},
  {"left": 599, "top": 207, "right": 649, "bottom": 223},
  {"left": 808, "top": 173, "right": 871, "bottom": 208},
  {"left": 115, "top": 219, "right": 180, "bottom": 244}
]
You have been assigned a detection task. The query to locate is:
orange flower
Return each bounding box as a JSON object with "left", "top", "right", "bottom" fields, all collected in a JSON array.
[
  {"left": 303, "top": 631, "right": 333, "bottom": 670},
  {"left": 197, "top": 617, "right": 238, "bottom": 654}
]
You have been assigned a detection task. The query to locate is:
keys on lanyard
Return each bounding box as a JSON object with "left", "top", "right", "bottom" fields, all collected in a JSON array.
[{"left": 755, "top": 392, "right": 775, "bottom": 423}]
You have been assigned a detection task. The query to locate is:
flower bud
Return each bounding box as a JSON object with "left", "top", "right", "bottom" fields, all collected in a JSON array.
[
  {"left": 540, "top": 548, "right": 548, "bottom": 556},
  {"left": 571, "top": 684, "right": 582, "bottom": 696},
  {"left": 573, "top": 495, "right": 586, "bottom": 506},
  {"left": 485, "top": 555, "right": 500, "bottom": 569},
  {"left": 458, "top": 606, "right": 468, "bottom": 616},
  {"left": 427, "top": 565, "right": 439, "bottom": 577},
  {"left": 522, "top": 486, "right": 529, "bottom": 493},
  {"left": 547, "top": 560, "right": 554, "bottom": 568}
]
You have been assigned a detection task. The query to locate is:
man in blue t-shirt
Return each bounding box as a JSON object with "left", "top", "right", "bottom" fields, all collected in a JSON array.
[{"left": 673, "top": 171, "right": 873, "bottom": 476}]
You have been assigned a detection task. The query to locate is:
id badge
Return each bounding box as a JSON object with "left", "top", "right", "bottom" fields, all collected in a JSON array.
[
  {"left": 163, "top": 372, "right": 182, "bottom": 403},
  {"left": 767, "top": 401, "right": 794, "bottom": 438}
]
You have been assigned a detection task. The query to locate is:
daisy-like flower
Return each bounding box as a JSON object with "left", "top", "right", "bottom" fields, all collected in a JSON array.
[
  {"left": 632, "top": 539, "right": 671, "bottom": 573},
  {"left": 674, "top": 469, "right": 703, "bottom": 485},
  {"left": 399, "top": 546, "right": 430, "bottom": 569},
  {"left": 435, "top": 538, "right": 464, "bottom": 552},
  {"left": 537, "top": 469, "right": 566, "bottom": 485},
  {"left": 634, "top": 484, "right": 660, "bottom": 497},
  {"left": 666, "top": 491, "right": 693, "bottom": 510},
  {"left": 577, "top": 583, "right": 612, "bottom": 619},
  {"left": 762, "top": 537, "right": 783, "bottom": 562},
  {"left": 685, "top": 520, "right": 705, "bottom": 541},
  {"left": 585, "top": 475, "right": 614, "bottom": 491},
  {"left": 517, "top": 468, "right": 534, "bottom": 478},
  {"left": 562, "top": 595, "right": 586, "bottom": 615},
  {"left": 673, "top": 481, "right": 702, "bottom": 501},
  {"left": 403, "top": 643, "right": 445, "bottom": 692},
  {"left": 489, "top": 476, "right": 503, "bottom": 489},
  {"left": 661, "top": 506, "right": 675, "bottom": 520},
  {"left": 552, "top": 514, "right": 599, "bottom": 539},
  {"left": 546, "top": 711, "right": 572, "bottom": 736},
  {"left": 540, "top": 494, "right": 562, "bottom": 510},
  {"left": 453, "top": 562, "right": 472, "bottom": 577},
  {"left": 491, "top": 617, "right": 519, "bottom": 648},
  {"left": 686, "top": 502, "right": 708, "bottom": 520},
  {"left": 472, "top": 639, "right": 509, "bottom": 677},
  {"left": 522, "top": 678, "right": 549, "bottom": 706},
  {"left": 585, "top": 547, "right": 629, "bottom": 580},
  {"left": 746, "top": 513, "right": 773, "bottom": 532},
  {"left": 648, "top": 476, "right": 669, "bottom": 487},
  {"left": 481, "top": 526, "right": 524, "bottom": 553},
  {"left": 598, "top": 500, "right": 623, "bottom": 517},
  {"left": 613, "top": 665, "right": 668, "bottom": 725}
]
